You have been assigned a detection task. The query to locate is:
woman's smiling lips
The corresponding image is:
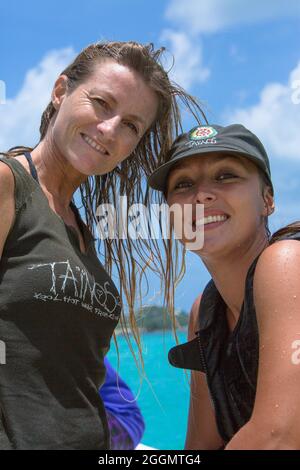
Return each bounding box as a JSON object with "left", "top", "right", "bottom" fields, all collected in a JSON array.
[
  {"left": 81, "top": 133, "right": 109, "bottom": 155},
  {"left": 192, "top": 211, "right": 230, "bottom": 231}
]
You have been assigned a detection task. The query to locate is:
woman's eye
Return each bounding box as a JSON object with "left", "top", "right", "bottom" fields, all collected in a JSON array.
[
  {"left": 216, "top": 173, "right": 237, "bottom": 181},
  {"left": 173, "top": 181, "right": 193, "bottom": 190},
  {"left": 94, "top": 98, "right": 108, "bottom": 109},
  {"left": 125, "top": 121, "right": 139, "bottom": 135}
]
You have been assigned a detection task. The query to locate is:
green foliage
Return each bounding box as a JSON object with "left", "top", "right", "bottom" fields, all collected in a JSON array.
[{"left": 116, "top": 306, "right": 189, "bottom": 333}]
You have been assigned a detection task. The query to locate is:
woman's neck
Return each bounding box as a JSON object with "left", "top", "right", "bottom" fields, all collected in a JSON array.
[
  {"left": 200, "top": 234, "right": 269, "bottom": 328},
  {"left": 30, "top": 137, "right": 87, "bottom": 211}
]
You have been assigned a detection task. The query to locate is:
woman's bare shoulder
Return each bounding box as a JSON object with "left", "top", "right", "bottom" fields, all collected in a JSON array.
[
  {"left": 0, "top": 159, "right": 15, "bottom": 195},
  {"left": 0, "top": 160, "right": 16, "bottom": 258},
  {"left": 255, "top": 239, "right": 300, "bottom": 279}
]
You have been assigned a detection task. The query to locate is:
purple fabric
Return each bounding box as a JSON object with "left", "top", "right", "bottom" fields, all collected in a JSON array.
[
  {"left": 105, "top": 411, "right": 134, "bottom": 450},
  {"left": 99, "top": 358, "right": 145, "bottom": 449}
]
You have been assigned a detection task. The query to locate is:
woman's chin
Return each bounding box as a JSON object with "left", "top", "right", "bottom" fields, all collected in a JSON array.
[{"left": 191, "top": 238, "right": 231, "bottom": 258}]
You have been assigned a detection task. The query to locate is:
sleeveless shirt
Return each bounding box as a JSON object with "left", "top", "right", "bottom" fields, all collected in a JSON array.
[{"left": 0, "top": 155, "right": 121, "bottom": 449}]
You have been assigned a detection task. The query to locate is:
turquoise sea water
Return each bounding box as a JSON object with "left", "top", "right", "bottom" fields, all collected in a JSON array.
[{"left": 107, "top": 331, "right": 190, "bottom": 450}]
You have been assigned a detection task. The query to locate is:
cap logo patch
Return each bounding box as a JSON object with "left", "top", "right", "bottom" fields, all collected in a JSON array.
[{"left": 189, "top": 126, "right": 218, "bottom": 141}]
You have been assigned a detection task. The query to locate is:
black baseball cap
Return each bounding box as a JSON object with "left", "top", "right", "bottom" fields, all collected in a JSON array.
[{"left": 148, "top": 124, "right": 273, "bottom": 194}]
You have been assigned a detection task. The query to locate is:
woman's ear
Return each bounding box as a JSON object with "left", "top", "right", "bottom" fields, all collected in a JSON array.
[
  {"left": 263, "top": 186, "right": 275, "bottom": 216},
  {"left": 51, "top": 75, "right": 69, "bottom": 110}
]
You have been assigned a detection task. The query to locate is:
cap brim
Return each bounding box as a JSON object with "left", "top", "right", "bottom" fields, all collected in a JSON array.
[{"left": 148, "top": 147, "right": 273, "bottom": 192}]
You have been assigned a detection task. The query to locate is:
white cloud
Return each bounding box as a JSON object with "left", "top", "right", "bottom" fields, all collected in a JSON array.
[
  {"left": 225, "top": 62, "right": 300, "bottom": 160},
  {"left": 0, "top": 48, "right": 76, "bottom": 151},
  {"left": 160, "top": 30, "right": 210, "bottom": 89},
  {"left": 161, "top": 0, "right": 300, "bottom": 92},
  {"left": 165, "top": 0, "right": 300, "bottom": 35}
]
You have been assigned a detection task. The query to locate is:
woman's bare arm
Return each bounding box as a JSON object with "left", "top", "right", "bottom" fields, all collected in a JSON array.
[{"left": 226, "top": 240, "right": 300, "bottom": 449}]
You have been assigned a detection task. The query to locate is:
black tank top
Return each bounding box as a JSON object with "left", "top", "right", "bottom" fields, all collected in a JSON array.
[
  {"left": 0, "top": 154, "right": 121, "bottom": 449},
  {"left": 169, "top": 231, "right": 300, "bottom": 444}
]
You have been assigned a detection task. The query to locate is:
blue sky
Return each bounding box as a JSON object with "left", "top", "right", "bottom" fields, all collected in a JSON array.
[{"left": 1, "top": 0, "right": 300, "bottom": 312}]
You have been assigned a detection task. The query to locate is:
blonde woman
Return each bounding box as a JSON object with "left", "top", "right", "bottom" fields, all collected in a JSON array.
[{"left": 149, "top": 124, "right": 300, "bottom": 450}]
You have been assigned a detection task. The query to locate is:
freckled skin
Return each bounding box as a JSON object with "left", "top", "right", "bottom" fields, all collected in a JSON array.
[
  {"left": 166, "top": 152, "right": 272, "bottom": 260},
  {"left": 14, "top": 60, "right": 159, "bottom": 250},
  {"left": 165, "top": 151, "right": 274, "bottom": 335},
  {"left": 51, "top": 60, "right": 159, "bottom": 177},
  {"left": 17, "top": 60, "right": 159, "bottom": 217}
]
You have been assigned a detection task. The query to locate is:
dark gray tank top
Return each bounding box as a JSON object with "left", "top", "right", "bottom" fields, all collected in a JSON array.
[{"left": 0, "top": 155, "right": 121, "bottom": 449}]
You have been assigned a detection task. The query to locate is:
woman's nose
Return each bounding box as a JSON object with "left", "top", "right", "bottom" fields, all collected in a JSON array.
[
  {"left": 97, "top": 116, "right": 121, "bottom": 141},
  {"left": 194, "top": 184, "right": 217, "bottom": 204}
]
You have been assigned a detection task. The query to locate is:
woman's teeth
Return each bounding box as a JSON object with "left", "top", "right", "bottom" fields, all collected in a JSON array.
[
  {"left": 195, "top": 215, "right": 228, "bottom": 227},
  {"left": 82, "top": 134, "right": 108, "bottom": 154}
]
